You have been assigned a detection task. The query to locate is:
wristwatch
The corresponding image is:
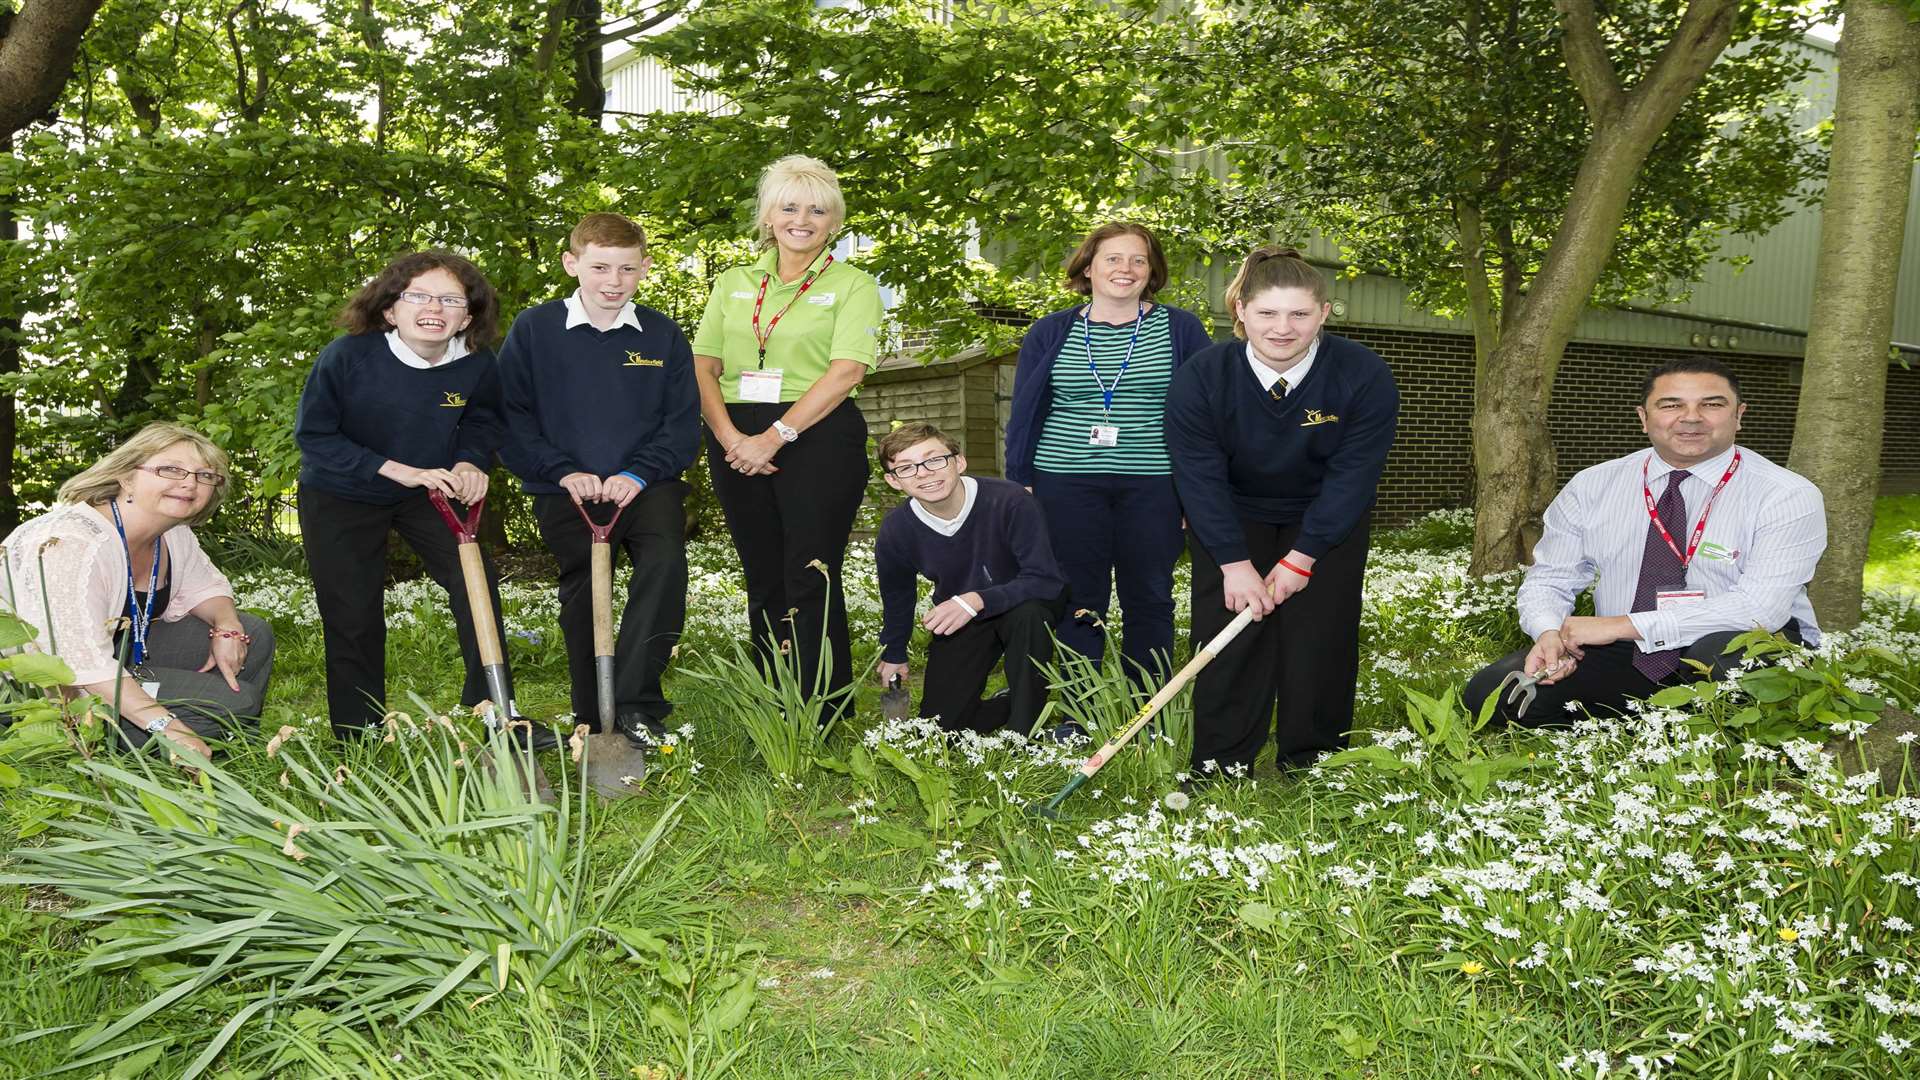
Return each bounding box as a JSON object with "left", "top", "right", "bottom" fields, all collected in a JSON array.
[
  {"left": 144, "top": 713, "right": 175, "bottom": 735},
  {"left": 772, "top": 420, "right": 799, "bottom": 444}
]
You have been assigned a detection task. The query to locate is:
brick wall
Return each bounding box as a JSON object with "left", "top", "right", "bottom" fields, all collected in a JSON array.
[{"left": 1342, "top": 325, "right": 1920, "bottom": 524}]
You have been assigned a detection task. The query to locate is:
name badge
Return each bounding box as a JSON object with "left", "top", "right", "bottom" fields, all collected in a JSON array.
[
  {"left": 806, "top": 292, "right": 836, "bottom": 307},
  {"left": 1088, "top": 424, "right": 1119, "bottom": 447},
  {"left": 141, "top": 680, "right": 162, "bottom": 699},
  {"left": 1655, "top": 590, "right": 1706, "bottom": 611},
  {"left": 738, "top": 368, "right": 784, "bottom": 403}
]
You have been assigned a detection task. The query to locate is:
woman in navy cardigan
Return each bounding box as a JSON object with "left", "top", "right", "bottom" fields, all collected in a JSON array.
[
  {"left": 1002, "top": 223, "right": 1213, "bottom": 685},
  {"left": 1166, "top": 246, "right": 1399, "bottom": 775}
]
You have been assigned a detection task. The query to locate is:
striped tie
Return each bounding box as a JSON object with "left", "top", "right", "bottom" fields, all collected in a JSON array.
[{"left": 1630, "top": 470, "right": 1690, "bottom": 681}]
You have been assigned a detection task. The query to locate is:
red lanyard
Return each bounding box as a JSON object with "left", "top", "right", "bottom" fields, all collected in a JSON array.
[
  {"left": 750, "top": 253, "right": 833, "bottom": 368},
  {"left": 1641, "top": 450, "right": 1740, "bottom": 568}
]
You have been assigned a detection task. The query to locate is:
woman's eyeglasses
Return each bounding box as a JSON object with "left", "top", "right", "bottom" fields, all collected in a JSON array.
[
  {"left": 396, "top": 290, "right": 469, "bottom": 309},
  {"left": 137, "top": 464, "right": 227, "bottom": 488},
  {"left": 886, "top": 453, "right": 957, "bottom": 480}
]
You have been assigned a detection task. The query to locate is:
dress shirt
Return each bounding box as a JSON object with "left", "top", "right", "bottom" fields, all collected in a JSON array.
[
  {"left": 1244, "top": 336, "right": 1320, "bottom": 395},
  {"left": 562, "top": 290, "right": 644, "bottom": 333},
  {"left": 1516, "top": 444, "right": 1825, "bottom": 650}
]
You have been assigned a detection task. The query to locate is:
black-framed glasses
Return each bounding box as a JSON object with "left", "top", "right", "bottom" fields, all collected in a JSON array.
[
  {"left": 137, "top": 464, "right": 227, "bottom": 488},
  {"left": 396, "top": 290, "right": 469, "bottom": 309},
  {"left": 886, "top": 453, "right": 957, "bottom": 480}
]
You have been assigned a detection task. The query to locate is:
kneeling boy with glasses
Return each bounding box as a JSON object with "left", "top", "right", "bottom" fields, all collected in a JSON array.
[{"left": 874, "top": 422, "right": 1068, "bottom": 733}]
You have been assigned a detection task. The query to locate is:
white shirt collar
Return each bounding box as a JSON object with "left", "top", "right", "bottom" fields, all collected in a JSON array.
[
  {"left": 385, "top": 330, "right": 470, "bottom": 370},
  {"left": 1647, "top": 443, "right": 1739, "bottom": 486},
  {"left": 563, "top": 290, "right": 643, "bottom": 333},
  {"left": 1245, "top": 336, "right": 1321, "bottom": 394},
  {"left": 910, "top": 476, "right": 979, "bottom": 537}
]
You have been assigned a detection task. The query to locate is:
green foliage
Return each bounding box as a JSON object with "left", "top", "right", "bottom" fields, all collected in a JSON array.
[
  {"left": 677, "top": 563, "right": 853, "bottom": 782},
  {"left": 0, "top": 716, "right": 688, "bottom": 1076},
  {"left": 1649, "top": 627, "right": 1903, "bottom": 744},
  {"left": 1323, "top": 684, "right": 1537, "bottom": 799}
]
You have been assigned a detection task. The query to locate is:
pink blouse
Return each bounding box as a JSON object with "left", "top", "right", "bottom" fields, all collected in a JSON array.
[{"left": 1, "top": 502, "right": 234, "bottom": 685}]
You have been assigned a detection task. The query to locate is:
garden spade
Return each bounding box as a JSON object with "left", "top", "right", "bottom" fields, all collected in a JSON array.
[
  {"left": 880, "top": 672, "right": 911, "bottom": 723},
  {"left": 573, "top": 498, "right": 648, "bottom": 798},
  {"left": 427, "top": 490, "right": 513, "bottom": 721},
  {"left": 1028, "top": 598, "right": 1265, "bottom": 820},
  {"left": 573, "top": 499, "right": 626, "bottom": 733}
]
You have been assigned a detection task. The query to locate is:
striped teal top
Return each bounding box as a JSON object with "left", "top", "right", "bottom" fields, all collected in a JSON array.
[{"left": 1033, "top": 305, "right": 1175, "bottom": 475}]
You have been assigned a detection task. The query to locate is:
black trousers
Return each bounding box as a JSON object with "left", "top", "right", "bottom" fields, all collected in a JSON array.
[
  {"left": 1030, "top": 471, "right": 1183, "bottom": 684},
  {"left": 533, "top": 482, "right": 688, "bottom": 730},
  {"left": 919, "top": 594, "right": 1068, "bottom": 735},
  {"left": 1188, "top": 514, "right": 1371, "bottom": 771},
  {"left": 1463, "top": 620, "right": 1806, "bottom": 725},
  {"left": 705, "top": 399, "right": 869, "bottom": 709},
  {"left": 299, "top": 486, "right": 511, "bottom": 734}
]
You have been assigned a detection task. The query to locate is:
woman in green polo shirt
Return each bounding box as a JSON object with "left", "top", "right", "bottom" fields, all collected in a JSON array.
[{"left": 691, "top": 154, "right": 884, "bottom": 713}]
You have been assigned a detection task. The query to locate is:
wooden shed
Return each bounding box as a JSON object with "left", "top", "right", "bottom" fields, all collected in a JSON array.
[{"left": 859, "top": 346, "right": 1018, "bottom": 476}]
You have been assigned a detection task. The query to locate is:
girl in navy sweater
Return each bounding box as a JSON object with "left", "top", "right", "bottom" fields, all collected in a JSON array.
[
  {"left": 294, "top": 251, "right": 517, "bottom": 738},
  {"left": 1002, "top": 223, "right": 1213, "bottom": 684},
  {"left": 1166, "top": 246, "right": 1400, "bottom": 774}
]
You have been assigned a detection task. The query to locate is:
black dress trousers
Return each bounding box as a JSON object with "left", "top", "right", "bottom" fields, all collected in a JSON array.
[{"left": 1187, "top": 513, "right": 1371, "bottom": 772}]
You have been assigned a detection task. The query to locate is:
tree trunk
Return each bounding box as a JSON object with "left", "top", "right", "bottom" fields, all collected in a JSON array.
[
  {"left": 565, "top": 0, "right": 605, "bottom": 124},
  {"left": 1468, "top": 0, "right": 1737, "bottom": 575},
  {"left": 0, "top": 0, "right": 106, "bottom": 133},
  {"left": 0, "top": 132, "right": 19, "bottom": 532},
  {"left": 1787, "top": 0, "right": 1920, "bottom": 631}
]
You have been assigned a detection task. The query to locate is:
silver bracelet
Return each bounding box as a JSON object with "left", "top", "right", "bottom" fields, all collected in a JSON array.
[{"left": 144, "top": 713, "right": 175, "bottom": 735}]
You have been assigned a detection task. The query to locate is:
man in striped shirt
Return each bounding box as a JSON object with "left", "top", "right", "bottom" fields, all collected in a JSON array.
[{"left": 1465, "top": 358, "right": 1825, "bottom": 724}]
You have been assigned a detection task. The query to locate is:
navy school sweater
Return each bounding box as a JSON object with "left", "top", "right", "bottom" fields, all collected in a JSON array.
[
  {"left": 294, "top": 332, "right": 508, "bottom": 504},
  {"left": 1165, "top": 334, "right": 1400, "bottom": 565},
  {"left": 875, "top": 477, "right": 1068, "bottom": 663},
  {"left": 495, "top": 299, "right": 700, "bottom": 494}
]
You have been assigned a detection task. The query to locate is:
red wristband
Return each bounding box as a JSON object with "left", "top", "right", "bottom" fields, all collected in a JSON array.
[{"left": 1278, "top": 558, "right": 1312, "bottom": 579}]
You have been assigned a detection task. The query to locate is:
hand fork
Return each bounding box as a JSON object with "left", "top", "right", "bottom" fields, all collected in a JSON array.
[{"left": 1495, "top": 658, "right": 1570, "bottom": 720}]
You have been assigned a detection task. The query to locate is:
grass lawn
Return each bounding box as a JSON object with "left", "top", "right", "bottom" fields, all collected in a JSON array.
[{"left": 2, "top": 502, "right": 1917, "bottom": 1078}]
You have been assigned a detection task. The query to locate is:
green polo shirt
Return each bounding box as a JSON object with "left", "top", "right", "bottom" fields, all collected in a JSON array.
[{"left": 690, "top": 247, "right": 884, "bottom": 403}]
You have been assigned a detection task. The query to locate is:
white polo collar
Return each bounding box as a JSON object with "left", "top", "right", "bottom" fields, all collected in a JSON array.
[
  {"left": 385, "top": 330, "right": 471, "bottom": 369},
  {"left": 563, "top": 290, "right": 642, "bottom": 333},
  {"left": 911, "top": 476, "right": 979, "bottom": 537}
]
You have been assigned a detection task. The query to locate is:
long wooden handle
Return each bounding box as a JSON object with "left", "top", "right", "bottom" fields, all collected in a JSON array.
[
  {"left": 1076, "top": 606, "right": 1257, "bottom": 778},
  {"left": 459, "top": 541, "right": 504, "bottom": 667},
  {"left": 590, "top": 542, "right": 614, "bottom": 658}
]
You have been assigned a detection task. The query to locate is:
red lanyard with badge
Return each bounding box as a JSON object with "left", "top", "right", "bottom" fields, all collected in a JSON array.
[
  {"left": 1641, "top": 450, "right": 1741, "bottom": 568},
  {"left": 749, "top": 253, "right": 833, "bottom": 369}
]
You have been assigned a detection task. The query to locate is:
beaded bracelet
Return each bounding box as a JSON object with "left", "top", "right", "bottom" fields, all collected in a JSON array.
[{"left": 209, "top": 627, "right": 253, "bottom": 644}]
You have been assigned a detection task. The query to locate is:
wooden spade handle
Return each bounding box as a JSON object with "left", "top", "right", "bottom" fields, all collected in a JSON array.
[
  {"left": 591, "top": 542, "right": 614, "bottom": 658},
  {"left": 459, "top": 541, "right": 505, "bottom": 667}
]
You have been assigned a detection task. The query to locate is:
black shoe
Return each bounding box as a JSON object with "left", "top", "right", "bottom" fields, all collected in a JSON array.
[
  {"left": 507, "top": 718, "right": 561, "bottom": 752},
  {"left": 1044, "top": 721, "right": 1087, "bottom": 744},
  {"left": 615, "top": 712, "right": 666, "bottom": 751}
]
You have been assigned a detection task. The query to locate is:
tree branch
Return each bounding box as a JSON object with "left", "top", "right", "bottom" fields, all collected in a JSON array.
[
  {"left": 0, "top": 0, "right": 107, "bottom": 134},
  {"left": 1551, "top": 0, "right": 1624, "bottom": 121}
]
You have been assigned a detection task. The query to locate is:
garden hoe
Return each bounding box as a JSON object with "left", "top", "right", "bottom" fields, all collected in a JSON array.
[
  {"left": 427, "top": 490, "right": 554, "bottom": 803},
  {"left": 573, "top": 498, "right": 648, "bottom": 799},
  {"left": 1027, "top": 598, "right": 1266, "bottom": 820}
]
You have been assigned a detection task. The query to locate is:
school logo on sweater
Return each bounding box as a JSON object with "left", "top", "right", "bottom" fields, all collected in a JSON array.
[
  {"left": 440, "top": 392, "right": 468, "bottom": 408},
  {"left": 624, "top": 352, "right": 664, "bottom": 367},
  {"left": 1301, "top": 409, "right": 1340, "bottom": 427}
]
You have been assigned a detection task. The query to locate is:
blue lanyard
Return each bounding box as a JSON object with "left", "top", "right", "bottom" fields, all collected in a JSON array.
[
  {"left": 1081, "top": 303, "right": 1145, "bottom": 417},
  {"left": 109, "top": 500, "right": 161, "bottom": 666}
]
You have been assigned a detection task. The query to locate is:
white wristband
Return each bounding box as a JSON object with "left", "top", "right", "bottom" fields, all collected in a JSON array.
[
  {"left": 951, "top": 596, "right": 979, "bottom": 617},
  {"left": 772, "top": 419, "right": 799, "bottom": 443}
]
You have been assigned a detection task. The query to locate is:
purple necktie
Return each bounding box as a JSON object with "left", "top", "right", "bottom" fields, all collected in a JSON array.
[{"left": 1630, "top": 469, "right": 1690, "bottom": 681}]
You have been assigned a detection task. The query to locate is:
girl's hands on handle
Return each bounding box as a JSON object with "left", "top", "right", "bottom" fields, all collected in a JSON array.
[
  {"left": 380, "top": 460, "right": 460, "bottom": 497},
  {"left": 1220, "top": 561, "right": 1275, "bottom": 619}
]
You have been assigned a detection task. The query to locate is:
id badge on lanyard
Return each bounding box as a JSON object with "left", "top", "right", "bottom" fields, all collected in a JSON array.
[
  {"left": 739, "top": 368, "right": 784, "bottom": 403},
  {"left": 1083, "top": 304, "right": 1144, "bottom": 447}
]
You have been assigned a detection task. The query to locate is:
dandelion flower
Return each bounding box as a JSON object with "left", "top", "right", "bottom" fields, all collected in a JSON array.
[
  {"left": 1460, "top": 960, "right": 1485, "bottom": 976},
  {"left": 1165, "top": 791, "right": 1190, "bottom": 812},
  {"left": 1778, "top": 927, "right": 1799, "bottom": 943}
]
